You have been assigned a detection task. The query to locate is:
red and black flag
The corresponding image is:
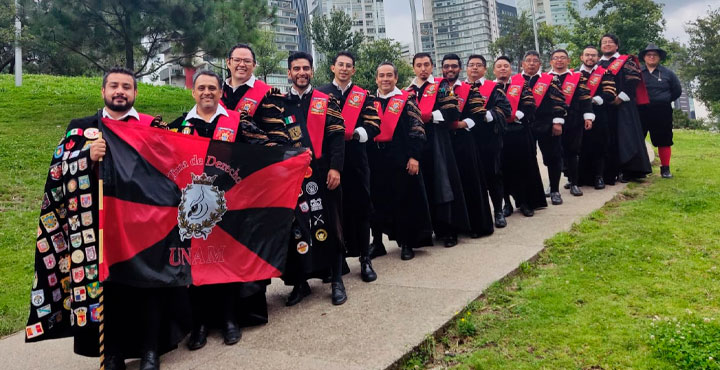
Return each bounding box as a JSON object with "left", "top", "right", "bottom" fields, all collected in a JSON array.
[{"left": 99, "top": 119, "right": 310, "bottom": 287}]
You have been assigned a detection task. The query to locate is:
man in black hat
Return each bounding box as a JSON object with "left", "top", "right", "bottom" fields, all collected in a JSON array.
[{"left": 638, "top": 43, "right": 682, "bottom": 178}]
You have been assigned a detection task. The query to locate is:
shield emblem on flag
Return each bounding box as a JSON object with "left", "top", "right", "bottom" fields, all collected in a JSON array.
[{"left": 534, "top": 83, "right": 547, "bottom": 95}]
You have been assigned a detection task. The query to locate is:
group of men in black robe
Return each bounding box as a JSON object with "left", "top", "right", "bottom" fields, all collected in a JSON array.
[{"left": 27, "top": 32, "right": 658, "bottom": 369}]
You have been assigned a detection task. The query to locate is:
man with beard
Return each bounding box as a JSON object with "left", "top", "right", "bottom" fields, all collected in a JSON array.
[
  {"left": 406, "top": 52, "right": 466, "bottom": 247},
  {"left": 368, "top": 62, "right": 433, "bottom": 261},
  {"left": 26, "top": 67, "right": 190, "bottom": 370},
  {"left": 598, "top": 34, "right": 652, "bottom": 183},
  {"left": 280, "top": 52, "right": 348, "bottom": 306},
  {"left": 521, "top": 51, "right": 568, "bottom": 206},
  {"left": 638, "top": 43, "right": 682, "bottom": 178},
  {"left": 494, "top": 56, "right": 547, "bottom": 217},
  {"left": 440, "top": 53, "right": 493, "bottom": 237},
  {"left": 548, "top": 49, "right": 594, "bottom": 197},
  {"left": 318, "top": 51, "right": 381, "bottom": 282},
  {"left": 221, "top": 43, "right": 289, "bottom": 145},
  {"left": 577, "top": 46, "right": 618, "bottom": 189},
  {"left": 464, "top": 54, "right": 512, "bottom": 228},
  {"left": 168, "top": 70, "right": 270, "bottom": 352}
]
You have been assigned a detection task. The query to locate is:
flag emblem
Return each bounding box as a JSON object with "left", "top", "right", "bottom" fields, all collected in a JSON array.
[{"left": 178, "top": 173, "right": 227, "bottom": 241}]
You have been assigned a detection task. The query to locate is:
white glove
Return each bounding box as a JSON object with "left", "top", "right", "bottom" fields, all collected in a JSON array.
[
  {"left": 592, "top": 96, "right": 604, "bottom": 105},
  {"left": 618, "top": 91, "right": 631, "bottom": 102}
]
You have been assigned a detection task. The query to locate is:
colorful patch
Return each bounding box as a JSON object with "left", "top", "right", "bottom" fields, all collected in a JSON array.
[
  {"left": 68, "top": 197, "right": 78, "bottom": 211},
  {"left": 53, "top": 145, "right": 64, "bottom": 159},
  {"left": 508, "top": 85, "right": 521, "bottom": 97},
  {"left": 40, "top": 212, "right": 59, "bottom": 232},
  {"left": 239, "top": 98, "right": 258, "bottom": 113},
  {"left": 49, "top": 163, "right": 62, "bottom": 180},
  {"left": 61, "top": 277, "right": 71, "bottom": 293},
  {"left": 66, "top": 128, "right": 83, "bottom": 137},
  {"left": 81, "top": 211, "right": 93, "bottom": 226},
  {"left": 69, "top": 215, "right": 80, "bottom": 231},
  {"left": 65, "top": 139, "right": 75, "bottom": 151},
  {"left": 69, "top": 161, "right": 77, "bottom": 175},
  {"left": 296, "top": 241, "right": 309, "bottom": 254},
  {"left": 85, "top": 246, "right": 97, "bottom": 262},
  {"left": 288, "top": 125, "right": 302, "bottom": 141},
  {"left": 299, "top": 201, "right": 309, "bottom": 213},
  {"left": 25, "top": 323, "right": 44, "bottom": 339},
  {"left": 347, "top": 91, "right": 365, "bottom": 107},
  {"left": 50, "top": 186, "right": 63, "bottom": 202},
  {"left": 69, "top": 150, "right": 80, "bottom": 159},
  {"left": 72, "top": 266, "right": 85, "bottom": 283},
  {"left": 74, "top": 307, "right": 88, "bottom": 327},
  {"left": 62, "top": 161, "right": 68, "bottom": 175},
  {"left": 283, "top": 115, "right": 296, "bottom": 126},
  {"left": 78, "top": 175, "right": 90, "bottom": 190},
  {"left": 52, "top": 288, "right": 62, "bottom": 302},
  {"left": 41, "top": 193, "right": 51, "bottom": 209},
  {"left": 31, "top": 289, "right": 45, "bottom": 307},
  {"left": 37, "top": 238, "right": 50, "bottom": 253},
  {"left": 90, "top": 303, "right": 101, "bottom": 322},
  {"left": 66, "top": 178, "right": 77, "bottom": 193},
  {"left": 83, "top": 128, "right": 99, "bottom": 140},
  {"left": 388, "top": 98, "right": 403, "bottom": 114},
  {"left": 51, "top": 232, "right": 67, "bottom": 253},
  {"left": 84, "top": 264, "right": 98, "bottom": 280},
  {"left": 315, "top": 229, "right": 328, "bottom": 242},
  {"left": 71, "top": 250, "right": 84, "bottom": 264},
  {"left": 424, "top": 84, "right": 437, "bottom": 97},
  {"left": 58, "top": 255, "right": 70, "bottom": 274},
  {"left": 63, "top": 296, "right": 71, "bottom": 311},
  {"left": 36, "top": 304, "right": 52, "bottom": 318},
  {"left": 215, "top": 127, "right": 236, "bottom": 142},
  {"left": 310, "top": 198, "right": 323, "bottom": 212},
  {"left": 47, "top": 273, "right": 58, "bottom": 287},
  {"left": 305, "top": 181, "right": 318, "bottom": 196},
  {"left": 563, "top": 82, "right": 576, "bottom": 95},
  {"left": 73, "top": 286, "right": 87, "bottom": 302},
  {"left": 70, "top": 232, "right": 83, "bottom": 248},
  {"left": 82, "top": 228, "right": 96, "bottom": 244},
  {"left": 533, "top": 83, "right": 548, "bottom": 96},
  {"left": 43, "top": 254, "right": 56, "bottom": 270},
  {"left": 86, "top": 281, "right": 102, "bottom": 299},
  {"left": 78, "top": 157, "right": 88, "bottom": 171},
  {"left": 47, "top": 311, "right": 62, "bottom": 330},
  {"left": 304, "top": 166, "right": 313, "bottom": 178},
  {"left": 310, "top": 97, "right": 328, "bottom": 115}
]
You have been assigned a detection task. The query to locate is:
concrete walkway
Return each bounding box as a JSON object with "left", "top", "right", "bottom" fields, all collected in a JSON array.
[{"left": 0, "top": 146, "right": 655, "bottom": 370}]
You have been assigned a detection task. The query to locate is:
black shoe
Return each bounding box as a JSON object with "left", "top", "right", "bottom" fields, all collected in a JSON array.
[
  {"left": 502, "top": 202, "right": 513, "bottom": 217},
  {"left": 368, "top": 241, "right": 387, "bottom": 259},
  {"left": 520, "top": 204, "right": 534, "bottom": 217},
  {"left": 618, "top": 173, "right": 629, "bottom": 183},
  {"left": 400, "top": 244, "right": 415, "bottom": 260},
  {"left": 594, "top": 177, "right": 605, "bottom": 190},
  {"left": 469, "top": 232, "right": 481, "bottom": 238},
  {"left": 286, "top": 281, "right": 311, "bottom": 306},
  {"left": 222, "top": 320, "right": 242, "bottom": 345},
  {"left": 494, "top": 212, "right": 507, "bottom": 228},
  {"left": 187, "top": 324, "right": 208, "bottom": 351},
  {"left": 661, "top": 166, "right": 673, "bottom": 178},
  {"left": 331, "top": 281, "right": 347, "bottom": 305},
  {"left": 444, "top": 236, "right": 458, "bottom": 248},
  {"left": 569, "top": 184, "right": 583, "bottom": 196},
  {"left": 550, "top": 192, "right": 563, "bottom": 205},
  {"left": 104, "top": 355, "right": 126, "bottom": 370},
  {"left": 139, "top": 351, "right": 159, "bottom": 370},
  {"left": 564, "top": 182, "right": 571, "bottom": 189},
  {"left": 360, "top": 256, "right": 377, "bottom": 282}
]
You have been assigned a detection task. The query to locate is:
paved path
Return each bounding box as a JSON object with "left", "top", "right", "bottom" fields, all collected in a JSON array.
[{"left": 0, "top": 146, "right": 654, "bottom": 370}]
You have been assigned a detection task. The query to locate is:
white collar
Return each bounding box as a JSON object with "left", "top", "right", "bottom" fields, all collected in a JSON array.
[
  {"left": 522, "top": 70, "right": 542, "bottom": 78},
  {"left": 377, "top": 86, "right": 403, "bottom": 99},
  {"left": 332, "top": 79, "right": 353, "bottom": 95},
  {"left": 226, "top": 75, "right": 257, "bottom": 92},
  {"left": 102, "top": 107, "right": 139, "bottom": 121},
  {"left": 410, "top": 75, "right": 435, "bottom": 88},
  {"left": 466, "top": 76, "right": 486, "bottom": 85},
  {"left": 549, "top": 69, "right": 571, "bottom": 76},
  {"left": 600, "top": 52, "right": 620, "bottom": 61},
  {"left": 185, "top": 104, "right": 228, "bottom": 123},
  {"left": 290, "top": 85, "right": 313, "bottom": 99},
  {"left": 579, "top": 64, "right": 597, "bottom": 73},
  {"left": 447, "top": 79, "right": 462, "bottom": 87}
]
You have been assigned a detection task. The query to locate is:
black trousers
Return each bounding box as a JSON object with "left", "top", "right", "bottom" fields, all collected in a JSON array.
[
  {"left": 562, "top": 123, "right": 584, "bottom": 185},
  {"left": 639, "top": 102, "right": 674, "bottom": 147},
  {"left": 535, "top": 130, "right": 563, "bottom": 193},
  {"left": 479, "top": 149, "right": 504, "bottom": 212}
]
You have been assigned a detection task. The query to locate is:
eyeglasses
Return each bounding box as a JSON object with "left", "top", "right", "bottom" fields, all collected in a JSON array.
[
  {"left": 442, "top": 64, "right": 460, "bottom": 70},
  {"left": 551, "top": 56, "right": 568, "bottom": 60},
  {"left": 467, "top": 63, "right": 485, "bottom": 68},
  {"left": 230, "top": 57, "right": 254, "bottom": 65}
]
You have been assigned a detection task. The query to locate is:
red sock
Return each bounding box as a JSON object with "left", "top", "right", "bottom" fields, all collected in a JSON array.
[{"left": 658, "top": 146, "right": 671, "bottom": 167}]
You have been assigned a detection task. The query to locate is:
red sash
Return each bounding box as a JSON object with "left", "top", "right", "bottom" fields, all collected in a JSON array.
[
  {"left": 211, "top": 110, "right": 241, "bottom": 143},
  {"left": 531, "top": 73, "right": 554, "bottom": 107},
  {"left": 606, "top": 55, "right": 650, "bottom": 105},
  {"left": 341, "top": 85, "right": 368, "bottom": 140},
  {"left": 412, "top": 82, "right": 439, "bottom": 123},
  {"left": 585, "top": 66, "right": 607, "bottom": 97},
  {"left": 306, "top": 90, "right": 329, "bottom": 159},
  {"left": 505, "top": 74, "right": 526, "bottom": 122},
  {"left": 477, "top": 80, "right": 497, "bottom": 109},
  {"left": 373, "top": 91, "right": 410, "bottom": 142},
  {"left": 101, "top": 113, "right": 154, "bottom": 127},
  {"left": 560, "top": 72, "right": 582, "bottom": 106},
  {"left": 221, "top": 79, "right": 271, "bottom": 116},
  {"left": 449, "top": 80, "right": 471, "bottom": 129}
]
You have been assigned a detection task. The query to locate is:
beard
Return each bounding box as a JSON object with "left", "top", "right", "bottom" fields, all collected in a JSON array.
[
  {"left": 104, "top": 95, "right": 135, "bottom": 112},
  {"left": 292, "top": 75, "right": 310, "bottom": 89}
]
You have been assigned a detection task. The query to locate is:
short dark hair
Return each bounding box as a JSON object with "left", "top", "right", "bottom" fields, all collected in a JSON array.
[
  {"left": 412, "top": 52, "right": 434, "bottom": 66},
  {"left": 583, "top": 45, "right": 599, "bottom": 53},
  {"left": 376, "top": 61, "right": 398, "bottom": 77},
  {"left": 441, "top": 53, "right": 462, "bottom": 69},
  {"left": 495, "top": 55, "right": 512, "bottom": 64},
  {"left": 288, "top": 51, "right": 314, "bottom": 69},
  {"left": 332, "top": 51, "right": 355, "bottom": 66},
  {"left": 551, "top": 49, "right": 569, "bottom": 58},
  {"left": 227, "top": 43, "right": 256, "bottom": 63},
  {"left": 601, "top": 33, "right": 619, "bottom": 48},
  {"left": 103, "top": 67, "right": 137, "bottom": 89},
  {"left": 523, "top": 50, "right": 541, "bottom": 60},
  {"left": 467, "top": 54, "right": 487, "bottom": 67},
  {"left": 192, "top": 69, "right": 222, "bottom": 89}
]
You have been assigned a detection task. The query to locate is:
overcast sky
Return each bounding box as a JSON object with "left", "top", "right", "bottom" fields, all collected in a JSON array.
[{"left": 384, "top": 0, "right": 717, "bottom": 47}]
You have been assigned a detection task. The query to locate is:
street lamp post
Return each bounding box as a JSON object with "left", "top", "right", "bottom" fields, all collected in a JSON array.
[
  {"left": 530, "top": 0, "right": 540, "bottom": 52},
  {"left": 14, "top": 0, "right": 22, "bottom": 87}
]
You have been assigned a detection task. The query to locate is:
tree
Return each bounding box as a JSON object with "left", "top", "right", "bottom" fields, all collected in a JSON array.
[
  {"left": 683, "top": 7, "right": 720, "bottom": 118},
  {"left": 567, "top": 0, "right": 666, "bottom": 57},
  {"left": 489, "top": 11, "right": 563, "bottom": 67},
  {"left": 354, "top": 38, "right": 413, "bottom": 90},
  {"left": 254, "top": 28, "right": 287, "bottom": 82},
  {"left": 305, "top": 9, "right": 365, "bottom": 84}
]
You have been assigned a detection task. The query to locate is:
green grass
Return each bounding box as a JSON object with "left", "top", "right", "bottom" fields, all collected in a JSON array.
[
  {"left": 401, "top": 130, "right": 720, "bottom": 369},
  {"left": 0, "top": 74, "right": 193, "bottom": 336}
]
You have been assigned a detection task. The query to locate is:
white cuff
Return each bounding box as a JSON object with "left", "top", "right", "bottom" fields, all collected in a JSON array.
[
  {"left": 354, "top": 127, "right": 368, "bottom": 143},
  {"left": 515, "top": 110, "right": 525, "bottom": 120},
  {"left": 583, "top": 113, "right": 596, "bottom": 122},
  {"left": 618, "top": 91, "right": 630, "bottom": 102},
  {"left": 592, "top": 96, "right": 604, "bottom": 105},
  {"left": 553, "top": 118, "right": 565, "bottom": 125},
  {"left": 463, "top": 118, "right": 476, "bottom": 131},
  {"left": 485, "top": 111, "right": 494, "bottom": 123},
  {"left": 431, "top": 110, "right": 444, "bottom": 123}
]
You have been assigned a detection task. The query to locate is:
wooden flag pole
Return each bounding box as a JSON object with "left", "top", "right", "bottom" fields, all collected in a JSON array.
[{"left": 97, "top": 131, "right": 105, "bottom": 370}]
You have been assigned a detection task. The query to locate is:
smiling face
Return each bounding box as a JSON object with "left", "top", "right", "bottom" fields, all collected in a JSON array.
[
  {"left": 601, "top": 37, "right": 618, "bottom": 56},
  {"left": 441, "top": 58, "right": 461, "bottom": 82},
  {"left": 226, "top": 47, "right": 255, "bottom": 84},
  {"left": 550, "top": 51, "right": 569, "bottom": 71},
  {"left": 376, "top": 64, "right": 398, "bottom": 95},
  {"left": 466, "top": 58, "right": 487, "bottom": 83},
  {"left": 331, "top": 55, "right": 355, "bottom": 85},
  {"left": 102, "top": 73, "right": 137, "bottom": 113},
  {"left": 581, "top": 47, "right": 599, "bottom": 68},
  {"left": 288, "top": 58, "right": 313, "bottom": 91},
  {"left": 191, "top": 75, "right": 221, "bottom": 111},
  {"left": 493, "top": 59, "right": 512, "bottom": 81}
]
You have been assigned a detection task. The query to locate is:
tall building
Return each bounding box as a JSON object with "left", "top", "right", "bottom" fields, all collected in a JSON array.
[
  {"left": 421, "top": 0, "right": 500, "bottom": 75},
  {"left": 418, "top": 20, "right": 435, "bottom": 56},
  {"left": 516, "top": 0, "right": 579, "bottom": 28},
  {"left": 267, "top": 0, "right": 311, "bottom": 90},
  {"left": 675, "top": 89, "right": 696, "bottom": 120},
  {"left": 496, "top": 1, "right": 517, "bottom": 37},
  {"left": 310, "top": 0, "right": 387, "bottom": 41}
]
